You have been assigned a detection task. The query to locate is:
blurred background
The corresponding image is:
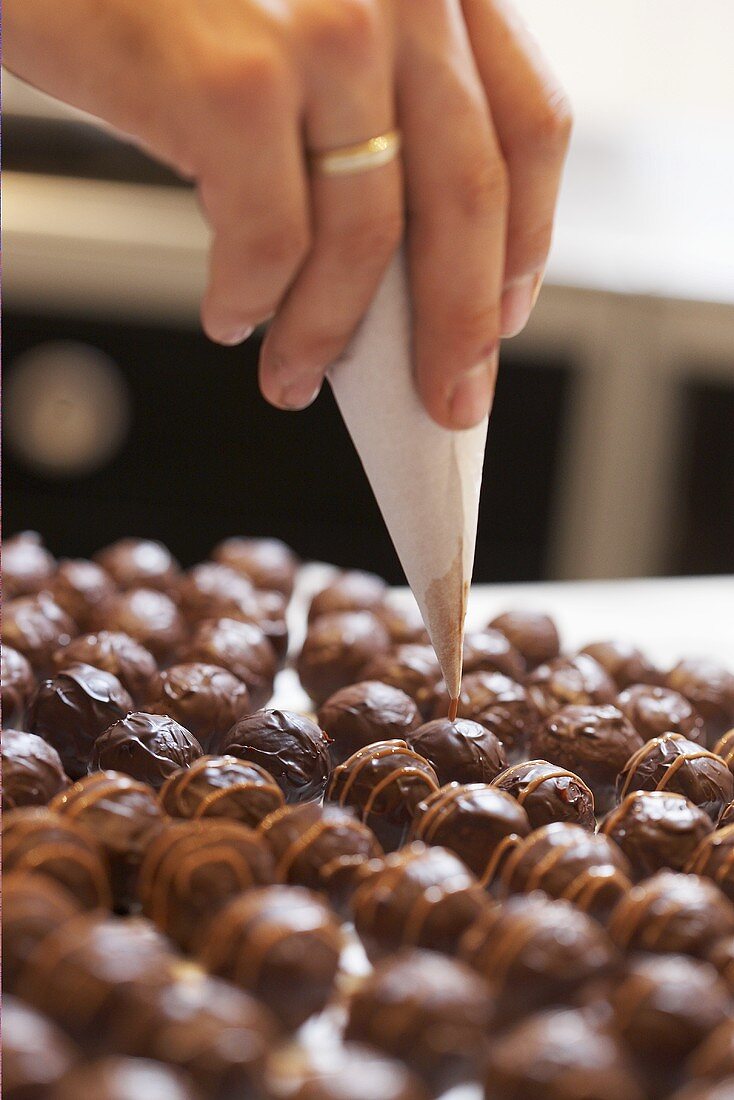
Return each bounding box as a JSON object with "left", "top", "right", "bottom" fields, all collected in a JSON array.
[{"left": 3, "top": 0, "right": 734, "bottom": 582}]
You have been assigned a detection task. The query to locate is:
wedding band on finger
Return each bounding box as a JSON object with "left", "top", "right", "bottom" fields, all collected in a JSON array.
[{"left": 309, "top": 129, "right": 401, "bottom": 177}]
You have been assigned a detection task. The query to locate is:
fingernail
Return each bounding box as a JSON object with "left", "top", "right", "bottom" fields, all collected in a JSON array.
[
  {"left": 448, "top": 354, "right": 498, "bottom": 430},
  {"left": 277, "top": 376, "right": 322, "bottom": 411},
  {"left": 216, "top": 325, "right": 254, "bottom": 346},
  {"left": 500, "top": 273, "right": 541, "bottom": 338}
]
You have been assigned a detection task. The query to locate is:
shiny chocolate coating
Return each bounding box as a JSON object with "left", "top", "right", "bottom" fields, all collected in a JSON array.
[
  {"left": 722, "top": 802, "right": 734, "bottom": 828},
  {"left": 326, "top": 739, "right": 438, "bottom": 852},
  {"left": 178, "top": 617, "right": 277, "bottom": 709},
  {"left": 259, "top": 801, "right": 382, "bottom": 910},
  {"left": 351, "top": 842, "right": 486, "bottom": 961},
  {"left": 488, "top": 609, "right": 561, "bottom": 670},
  {"left": 462, "top": 629, "right": 526, "bottom": 681},
  {"left": 429, "top": 671, "right": 541, "bottom": 763},
  {"left": 3, "top": 871, "right": 80, "bottom": 992},
  {"left": 714, "top": 728, "right": 734, "bottom": 776},
  {"left": 361, "top": 644, "right": 441, "bottom": 715},
  {"left": 707, "top": 935, "right": 734, "bottom": 994},
  {"left": 406, "top": 717, "right": 508, "bottom": 786},
  {"left": 375, "top": 599, "right": 429, "bottom": 645},
  {"left": 297, "top": 611, "right": 390, "bottom": 706},
  {"left": 602, "top": 790, "right": 714, "bottom": 879},
  {"left": 687, "top": 1019, "right": 734, "bottom": 1082},
  {"left": 484, "top": 1007, "right": 645, "bottom": 1100},
  {"left": 3, "top": 530, "right": 56, "bottom": 598},
  {"left": 145, "top": 662, "right": 252, "bottom": 751},
  {"left": 160, "top": 755, "right": 284, "bottom": 827},
  {"left": 49, "top": 559, "right": 116, "bottom": 630},
  {"left": 494, "top": 821, "right": 632, "bottom": 921},
  {"left": 580, "top": 640, "right": 661, "bottom": 690},
  {"left": 52, "top": 631, "right": 159, "bottom": 704},
  {"left": 617, "top": 683, "right": 706, "bottom": 745},
  {"left": 265, "top": 1042, "right": 429, "bottom": 1100},
  {"left": 346, "top": 949, "right": 493, "bottom": 1092},
  {"left": 3, "top": 996, "right": 79, "bottom": 1098},
  {"left": 213, "top": 709, "right": 331, "bottom": 804},
  {"left": 318, "top": 680, "right": 422, "bottom": 766},
  {"left": 3, "top": 592, "right": 77, "bottom": 673},
  {"left": 2, "top": 728, "right": 69, "bottom": 809},
  {"left": 95, "top": 588, "right": 185, "bottom": 664},
  {"left": 28, "top": 663, "right": 134, "bottom": 780},
  {"left": 91, "top": 712, "right": 203, "bottom": 790},
  {"left": 684, "top": 824, "right": 734, "bottom": 900},
  {"left": 3, "top": 806, "right": 112, "bottom": 910},
  {"left": 47, "top": 1058, "right": 200, "bottom": 1100},
  {"left": 668, "top": 658, "right": 734, "bottom": 744},
  {"left": 617, "top": 732, "right": 734, "bottom": 822},
  {"left": 608, "top": 870, "right": 734, "bottom": 957},
  {"left": 1, "top": 645, "right": 36, "bottom": 726},
  {"left": 51, "top": 772, "right": 164, "bottom": 911},
  {"left": 527, "top": 653, "right": 617, "bottom": 718},
  {"left": 176, "top": 564, "right": 289, "bottom": 659},
  {"left": 308, "top": 570, "right": 387, "bottom": 622},
  {"left": 532, "top": 703, "right": 643, "bottom": 813},
  {"left": 460, "top": 894, "right": 617, "bottom": 1022},
  {"left": 491, "top": 759, "right": 595, "bottom": 831},
  {"left": 410, "top": 783, "right": 530, "bottom": 882},
  {"left": 139, "top": 818, "right": 275, "bottom": 951},
  {"left": 201, "top": 884, "right": 342, "bottom": 1030},
  {"left": 212, "top": 535, "right": 298, "bottom": 596},
  {"left": 93, "top": 537, "right": 180, "bottom": 592}
]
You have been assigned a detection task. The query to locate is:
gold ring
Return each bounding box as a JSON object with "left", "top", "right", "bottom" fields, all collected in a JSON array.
[{"left": 310, "top": 129, "right": 401, "bottom": 177}]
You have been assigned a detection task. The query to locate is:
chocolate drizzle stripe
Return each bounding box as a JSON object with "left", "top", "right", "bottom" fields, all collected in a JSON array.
[
  {"left": 482, "top": 911, "right": 548, "bottom": 986},
  {"left": 273, "top": 818, "right": 333, "bottom": 880},
  {"left": 333, "top": 743, "right": 420, "bottom": 803},
  {"left": 415, "top": 788, "right": 464, "bottom": 843},
  {"left": 361, "top": 767, "right": 437, "bottom": 821},
  {"left": 54, "top": 775, "right": 141, "bottom": 817},
  {"left": 195, "top": 780, "right": 280, "bottom": 817},
  {"left": 480, "top": 834, "right": 522, "bottom": 887},
  {"left": 619, "top": 735, "right": 722, "bottom": 799},
  {"left": 562, "top": 867, "right": 627, "bottom": 912},
  {"left": 16, "top": 913, "right": 107, "bottom": 1017},
  {"left": 353, "top": 858, "right": 410, "bottom": 929},
  {"left": 8, "top": 842, "right": 112, "bottom": 906}
]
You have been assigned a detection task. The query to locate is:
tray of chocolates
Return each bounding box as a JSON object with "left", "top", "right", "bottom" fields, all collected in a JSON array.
[{"left": 3, "top": 531, "right": 734, "bottom": 1099}]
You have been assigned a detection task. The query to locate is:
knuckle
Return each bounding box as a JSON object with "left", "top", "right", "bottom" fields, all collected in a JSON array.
[
  {"left": 524, "top": 92, "right": 574, "bottom": 156},
  {"left": 202, "top": 47, "right": 290, "bottom": 116},
  {"left": 306, "top": 0, "right": 381, "bottom": 63},
  {"left": 452, "top": 156, "right": 509, "bottom": 221}
]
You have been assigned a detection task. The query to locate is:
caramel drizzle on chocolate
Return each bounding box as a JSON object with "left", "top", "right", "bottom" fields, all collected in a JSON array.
[
  {"left": 160, "top": 757, "right": 281, "bottom": 819},
  {"left": 608, "top": 889, "right": 693, "bottom": 950},
  {"left": 16, "top": 912, "right": 114, "bottom": 1021},
  {"left": 273, "top": 817, "right": 336, "bottom": 880},
  {"left": 685, "top": 826, "right": 734, "bottom": 884},
  {"left": 497, "top": 829, "right": 628, "bottom": 912},
  {"left": 499, "top": 761, "right": 592, "bottom": 804},
  {"left": 619, "top": 734, "right": 723, "bottom": 800},
  {"left": 7, "top": 840, "right": 112, "bottom": 908},
  {"left": 471, "top": 907, "right": 553, "bottom": 987},
  {"left": 480, "top": 834, "right": 523, "bottom": 887},
  {"left": 51, "top": 772, "right": 150, "bottom": 818},
  {"left": 413, "top": 787, "right": 522, "bottom": 885},
  {"left": 331, "top": 742, "right": 437, "bottom": 825}
]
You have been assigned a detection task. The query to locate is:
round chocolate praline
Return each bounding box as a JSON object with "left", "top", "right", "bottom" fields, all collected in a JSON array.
[
  {"left": 144, "top": 662, "right": 251, "bottom": 752},
  {"left": 297, "top": 610, "right": 391, "bottom": 706},
  {"left": 327, "top": 739, "right": 439, "bottom": 852},
  {"left": 608, "top": 870, "right": 734, "bottom": 957},
  {"left": 160, "top": 755, "right": 284, "bottom": 827},
  {"left": 48, "top": 559, "right": 116, "bottom": 630},
  {"left": 601, "top": 790, "right": 714, "bottom": 880},
  {"left": 580, "top": 640, "right": 661, "bottom": 690},
  {"left": 200, "top": 884, "right": 342, "bottom": 1030},
  {"left": 318, "top": 680, "right": 422, "bottom": 766},
  {"left": 52, "top": 630, "right": 159, "bottom": 704},
  {"left": 491, "top": 759, "right": 596, "bottom": 831},
  {"left": 361, "top": 644, "right": 441, "bottom": 715},
  {"left": 3, "top": 871, "right": 81, "bottom": 992},
  {"left": 177, "top": 561, "right": 256, "bottom": 623},
  {"left": 714, "top": 728, "right": 734, "bottom": 776},
  {"left": 95, "top": 587, "right": 185, "bottom": 664},
  {"left": 308, "top": 570, "right": 387, "bottom": 621},
  {"left": 462, "top": 629, "right": 526, "bottom": 681},
  {"left": 93, "top": 537, "right": 180, "bottom": 592},
  {"left": 3, "top": 530, "right": 56, "bottom": 598},
  {"left": 266, "top": 1043, "right": 429, "bottom": 1100},
  {"left": 91, "top": 712, "right": 203, "bottom": 790},
  {"left": 684, "top": 825, "right": 734, "bottom": 900},
  {"left": 212, "top": 535, "right": 298, "bottom": 596},
  {"left": 213, "top": 709, "right": 331, "bottom": 804},
  {"left": 3, "top": 592, "right": 77, "bottom": 673},
  {"left": 2, "top": 996, "right": 79, "bottom": 1097},
  {"left": 617, "top": 732, "right": 734, "bottom": 823},
  {"left": 429, "top": 670, "right": 541, "bottom": 762},
  {"left": 617, "top": 683, "right": 707, "bottom": 746},
  {"left": 668, "top": 658, "right": 734, "bottom": 745},
  {"left": 407, "top": 717, "right": 507, "bottom": 785},
  {"left": 1, "top": 645, "right": 36, "bottom": 726},
  {"left": 345, "top": 949, "right": 493, "bottom": 1093},
  {"left": 28, "top": 663, "right": 134, "bottom": 780},
  {"left": 488, "top": 609, "right": 561, "bottom": 670},
  {"left": 47, "top": 1058, "right": 200, "bottom": 1100},
  {"left": 2, "top": 729, "right": 68, "bottom": 809},
  {"left": 178, "top": 617, "right": 277, "bottom": 709},
  {"left": 527, "top": 653, "right": 617, "bottom": 718},
  {"left": 532, "top": 703, "right": 642, "bottom": 813}
]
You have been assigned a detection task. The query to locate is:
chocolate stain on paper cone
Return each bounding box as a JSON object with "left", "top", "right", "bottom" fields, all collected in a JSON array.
[{"left": 425, "top": 542, "right": 469, "bottom": 717}]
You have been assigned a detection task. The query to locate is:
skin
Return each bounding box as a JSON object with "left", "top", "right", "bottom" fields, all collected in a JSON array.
[{"left": 5, "top": 0, "right": 571, "bottom": 429}]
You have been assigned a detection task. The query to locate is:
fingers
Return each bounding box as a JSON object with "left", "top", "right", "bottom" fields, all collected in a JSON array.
[
  {"left": 396, "top": 0, "right": 508, "bottom": 430},
  {"left": 259, "top": 0, "right": 402, "bottom": 411},
  {"left": 461, "top": 0, "right": 572, "bottom": 337}
]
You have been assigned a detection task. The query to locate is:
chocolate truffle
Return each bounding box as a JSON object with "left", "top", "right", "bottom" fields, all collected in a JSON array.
[
  {"left": 375, "top": 599, "right": 429, "bottom": 645},
  {"left": 410, "top": 783, "right": 530, "bottom": 882},
  {"left": 684, "top": 824, "right": 734, "bottom": 900},
  {"left": 3, "top": 996, "right": 79, "bottom": 1098},
  {"left": 1, "top": 645, "right": 36, "bottom": 726},
  {"left": 351, "top": 842, "right": 486, "bottom": 960},
  {"left": 52, "top": 630, "right": 159, "bottom": 704},
  {"left": 48, "top": 559, "right": 116, "bottom": 630},
  {"left": 213, "top": 709, "right": 331, "bottom": 804},
  {"left": 176, "top": 562, "right": 275, "bottom": 633},
  {"left": 51, "top": 772, "right": 164, "bottom": 910},
  {"left": 346, "top": 949, "right": 493, "bottom": 1092},
  {"left": 601, "top": 790, "right": 714, "bottom": 879},
  {"left": 144, "top": 663, "right": 252, "bottom": 751},
  {"left": 687, "top": 1019, "right": 734, "bottom": 1082},
  {"left": 580, "top": 640, "right": 661, "bottom": 689},
  {"left": 91, "top": 712, "right": 203, "bottom": 790},
  {"left": 327, "top": 739, "right": 439, "bottom": 851},
  {"left": 608, "top": 870, "right": 734, "bottom": 957},
  {"left": 461, "top": 629, "right": 526, "bottom": 681},
  {"left": 3, "top": 871, "right": 80, "bottom": 991},
  {"left": 668, "top": 658, "right": 734, "bottom": 744},
  {"left": 3, "top": 530, "right": 56, "bottom": 598},
  {"left": 618, "top": 683, "right": 706, "bottom": 745},
  {"left": 715, "top": 728, "right": 734, "bottom": 776},
  {"left": 532, "top": 703, "right": 642, "bottom": 813},
  {"left": 617, "top": 733, "right": 734, "bottom": 822},
  {"left": 318, "top": 680, "right": 422, "bottom": 766},
  {"left": 308, "top": 570, "right": 387, "bottom": 621},
  {"left": 246, "top": 586, "right": 290, "bottom": 663},
  {"left": 527, "top": 653, "right": 617, "bottom": 718},
  {"left": 484, "top": 1007, "right": 644, "bottom": 1100},
  {"left": 95, "top": 587, "right": 185, "bottom": 664},
  {"left": 491, "top": 759, "right": 596, "bottom": 830},
  {"left": 3, "top": 592, "right": 77, "bottom": 673},
  {"left": 28, "top": 663, "right": 134, "bottom": 780},
  {"left": 265, "top": 1042, "right": 429, "bottom": 1100},
  {"left": 212, "top": 535, "right": 298, "bottom": 596},
  {"left": 361, "top": 644, "right": 441, "bottom": 714},
  {"left": 259, "top": 801, "right": 382, "bottom": 909},
  {"left": 201, "top": 885, "right": 342, "bottom": 1030},
  {"left": 179, "top": 617, "right": 277, "bottom": 709},
  {"left": 296, "top": 611, "right": 390, "bottom": 706},
  {"left": 494, "top": 821, "right": 632, "bottom": 920},
  {"left": 139, "top": 818, "right": 275, "bottom": 951},
  {"left": 460, "top": 894, "right": 617, "bottom": 1021},
  {"left": 93, "top": 537, "right": 180, "bottom": 592},
  {"left": 2, "top": 728, "right": 69, "bottom": 809},
  {"left": 406, "top": 717, "right": 508, "bottom": 785},
  {"left": 3, "top": 806, "right": 112, "bottom": 910},
  {"left": 160, "top": 755, "right": 284, "bottom": 827},
  {"left": 429, "top": 670, "right": 541, "bottom": 762},
  {"left": 488, "top": 608, "right": 561, "bottom": 670}
]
